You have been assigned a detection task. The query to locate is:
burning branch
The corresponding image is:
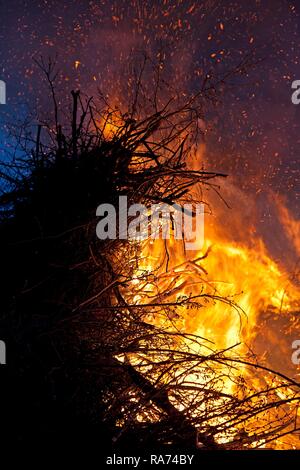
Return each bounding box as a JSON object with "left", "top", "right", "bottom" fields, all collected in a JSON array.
[{"left": 0, "top": 53, "right": 299, "bottom": 451}]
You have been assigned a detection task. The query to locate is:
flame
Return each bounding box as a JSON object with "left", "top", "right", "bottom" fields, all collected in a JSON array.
[
  {"left": 95, "top": 107, "right": 126, "bottom": 140},
  {"left": 101, "top": 111, "right": 300, "bottom": 447},
  {"left": 135, "top": 215, "right": 299, "bottom": 357},
  {"left": 275, "top": 194, "right": 300, "bottom": 258},
  {"left": 125, "top": 170, "right": 300, "bottom": 448}
]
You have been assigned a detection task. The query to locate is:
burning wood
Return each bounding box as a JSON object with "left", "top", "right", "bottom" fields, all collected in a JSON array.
[{"left": 0, "top": 51, "right": 299, "bottom": 453}]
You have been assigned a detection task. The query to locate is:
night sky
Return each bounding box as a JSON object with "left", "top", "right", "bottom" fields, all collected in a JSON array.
[{"left": 0, "top": 0, "right": 299, "bottom": 265}]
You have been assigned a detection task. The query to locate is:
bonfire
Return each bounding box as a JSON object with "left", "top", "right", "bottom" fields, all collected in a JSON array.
[{"left": 0, "top": 54, "right": 299, "bottom": 452}]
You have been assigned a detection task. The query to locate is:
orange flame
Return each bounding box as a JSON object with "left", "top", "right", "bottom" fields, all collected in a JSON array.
[{"left": 126, "top": 151, "right": 300, "bottom": 448}]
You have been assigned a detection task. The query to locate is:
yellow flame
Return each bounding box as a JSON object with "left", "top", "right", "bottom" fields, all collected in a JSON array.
[{"left": 127, "top": 172, "right": 300, "bottom": 448}]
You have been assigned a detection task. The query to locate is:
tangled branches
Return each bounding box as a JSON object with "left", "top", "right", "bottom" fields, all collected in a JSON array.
[{"left": 0, "top": 54, "right": 299, "bottom": 451}]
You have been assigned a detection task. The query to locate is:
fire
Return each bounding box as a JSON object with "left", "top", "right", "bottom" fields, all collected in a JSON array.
[
  {"left": 133, "top": 195, "right": 299, "bottom": 348},
  {"left": 99, "top": 104, "right": 300, "bottom": 447},
  {"left": 275, "top": 195, "right": 300, "bottom": 258},
  {"left": 96, "top": 108, "right": 126, "bottom": 140},
  {"left": 125, "top": 182, "right": 300, "bottom": 448}
]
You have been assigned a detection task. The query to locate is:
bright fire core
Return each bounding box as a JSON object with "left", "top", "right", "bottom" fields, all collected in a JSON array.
[{"left": 124, "top": 188, "right": 300, "bottom": 449}]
